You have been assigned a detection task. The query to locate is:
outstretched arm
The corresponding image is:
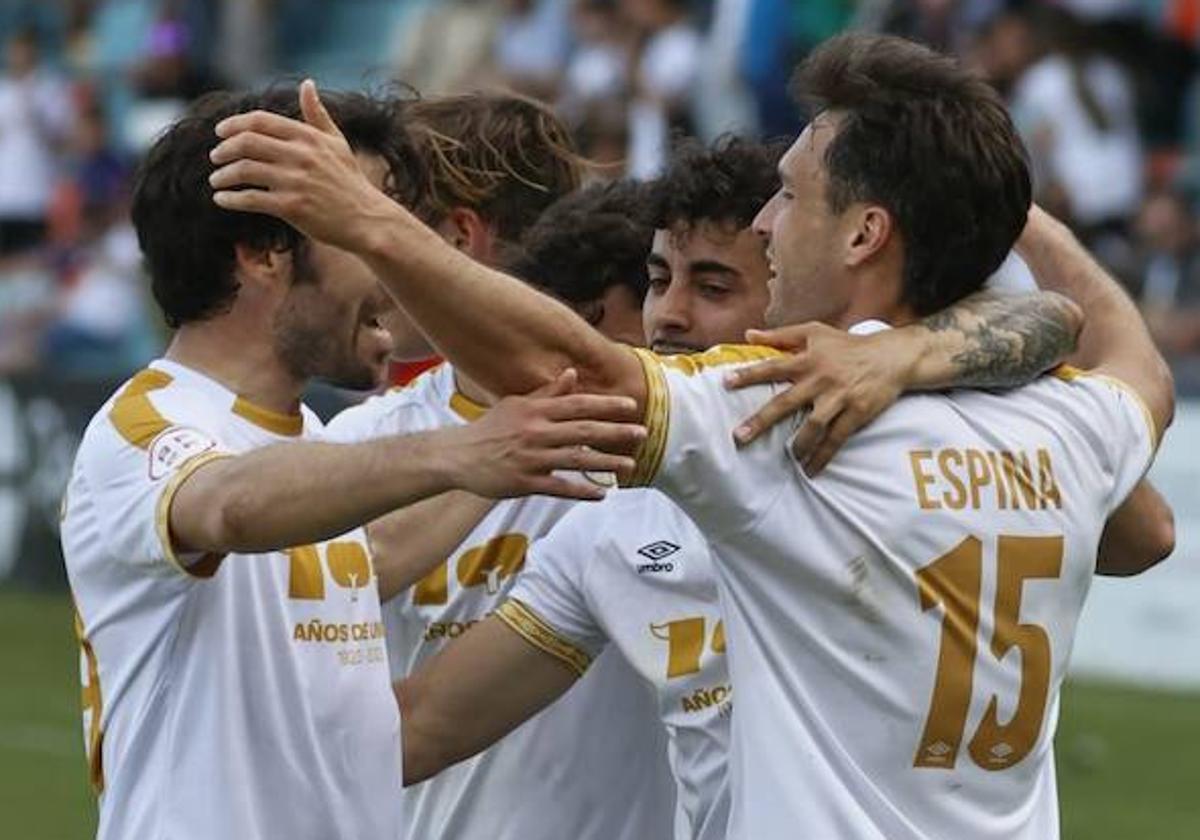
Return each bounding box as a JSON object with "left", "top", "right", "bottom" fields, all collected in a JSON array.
[
  {"left": 1016, "top": 205, "right": 1174, "bottom": 440},
  {"left": 368, "top": 492, "right": 496, "bottom": 602},
  {"left": 397, "top": 615, "right": 578, "bottom": 785},
  {"left": 171, "top": 372, "right": 642, "bottom": 556},
  {"left": 209, "top": 81, "right": 646, "bottom": 413}
]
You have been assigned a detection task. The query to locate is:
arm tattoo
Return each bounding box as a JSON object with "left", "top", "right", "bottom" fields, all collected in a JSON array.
[{"left": 921, "top": 291, "right": 1080, "bottom": 388}]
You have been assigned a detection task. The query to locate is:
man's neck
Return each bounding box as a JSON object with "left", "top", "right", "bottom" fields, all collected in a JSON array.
[
  {"left": 452, "top": 369, "right": 495, "bottom": 409},
  {"left": 165, "top": 322, "right": 304, "bottom": 415}
]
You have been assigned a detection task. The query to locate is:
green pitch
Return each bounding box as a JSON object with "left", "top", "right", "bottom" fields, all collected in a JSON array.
[{"left": 1, "top": 589, "right": 1196, "bottom": 839}]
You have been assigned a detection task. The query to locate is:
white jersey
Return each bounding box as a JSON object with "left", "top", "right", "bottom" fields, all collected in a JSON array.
[
  {"left": 625, "top": 344, "right": 1156, "bottom": 840},
  {"left": 62, "top": 359, "right": 402, "bottom": 840},
  {"left": 326, "top": 364, "right": 675, "bottom": 840},
  {"left": 503, "top": 487, "right": 731, "bottom": 840}
]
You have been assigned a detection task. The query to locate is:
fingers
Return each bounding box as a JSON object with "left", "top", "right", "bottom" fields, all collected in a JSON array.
[
  {"left": 212, "top": 188, "right": 281, "bottom": 214},
  {"left": 745, "top": 323, "right": 818, "bottom": 351},
  {"left": 528, "top": 368, "right": 578, "bottom": 399},
  {"left": 216, "top": 109, "right": 315, "bottom": 142},
  {"left": 209, "top": 159, "right": 288, "bottom": 192},
  {"left": 732, "top": 380, "right": 818, "bottom": 446},
  {"left": 299, "top": 79, "right": 342, "bottom": 137},
  {"left": 210, "top": 131, "right": 299, "bottom": 166},
  {"left": 520, "top": 475, "right": 608, "bottom": 502},
  {"left": 540, "top": 392, "right": 640, "bottom": 423},
  {"left": 723, "top": 355, "right": 809, "bottom": 391},
  {"left": 790, "top": 398, "right": 841, "bottom": 474},
  {"left": 536, "top": 419, "right": 646, "bottom": 452},
  {"left": 800, "top": 411, "right": 857, "bottom": 476}
]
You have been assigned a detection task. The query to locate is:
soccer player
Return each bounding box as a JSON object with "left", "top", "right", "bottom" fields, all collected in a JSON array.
[
  {"left": 507, "top": 178, "right": 653, "bottom": 348},
  {"left": 61, "top": 88, "right": 646, "bottom": 840},
  {"left": 321, "top": 93, "right": 678, "bottom": 840},
  {"left": 393, "top": 138, "right": 1172, "bottom": 840},
  {"left": 208, "top": 34, "right": 1175, "bottom": 839}
]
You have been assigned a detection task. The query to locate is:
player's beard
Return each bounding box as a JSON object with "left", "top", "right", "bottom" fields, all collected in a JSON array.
[{"left": 272, "top": 291, "right": 381, "bottom": 391}]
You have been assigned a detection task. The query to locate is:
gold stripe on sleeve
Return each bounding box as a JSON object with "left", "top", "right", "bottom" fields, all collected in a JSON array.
[
  {"left": 495, "top": 598, "right": 592, "bottom": 678},
  {"left": 1051, "top": 364, "right": 1160, "bottom": 452},
  {"left": 154, "top": 452, "right": 233, "bottom": 578},
  {"left": 108, "top": 369, "right": 175, "bottom": 448},
  {"left": 627, "top": 348, "right": 670, "bottom": 488},
  {"left": 657, "top": 343, "right": 783, "bottom": 376},
  {"left": 449, "top": 390, "right": 487, "bottom": 422}
]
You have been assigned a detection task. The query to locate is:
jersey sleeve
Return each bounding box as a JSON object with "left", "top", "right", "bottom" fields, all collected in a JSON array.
[
  {"left": 1056, "top": 367, "right": 1157, "bottom": 511},
  {"left": 623, "top": 346, "right": 797, "bottom": 537},
  {"left": 76, "top": 371, "right": 232, "bottom": 578},
  {"left": 497, "top": 507, "right": 610, "bottom": 678}
]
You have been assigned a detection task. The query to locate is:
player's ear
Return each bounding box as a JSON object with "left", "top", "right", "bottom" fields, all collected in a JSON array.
[
  {"left": 233, "top": 242, "right": 290, "bottom": 295},
  {"left": 443, "top": 207, "right": 495, "bottom": 263},
  {"left": 843, "top": 204, "right": 893, "bottom": 268}
]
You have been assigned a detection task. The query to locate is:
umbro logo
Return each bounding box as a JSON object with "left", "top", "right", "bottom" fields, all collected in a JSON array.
[
  {"left": 636, "top": 541, "right": 680, "bottom": 575},
  {"left": 637, "top": 541, "right": 680, "bottom": 561}
]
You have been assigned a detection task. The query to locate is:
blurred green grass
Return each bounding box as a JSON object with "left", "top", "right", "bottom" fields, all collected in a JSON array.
[{"left": 1, "top": 588, "right": 1197, "bottom": 839}]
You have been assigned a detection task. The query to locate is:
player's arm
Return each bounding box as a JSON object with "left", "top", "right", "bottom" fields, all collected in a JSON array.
[
  {"left": 723, "top": 290, "right": 1083, "bottom": 472},
  {"left": 1016, "top": 204, "right": 1175, "bottom": 440},
  {"left": 1096, "top": 481, "right": 1175, "bottom": 576},
  {"left": 209, "top": 82, "right": 647, "bottom": 415},
  {"left": 396, "top": 614, "right": 580, "bottom": 785},
  {"left": 367, "top": 492, "right": 496, "bottom": 602},
  {"left": 170, "top": 372, "right": 642, "bottom": 555}
]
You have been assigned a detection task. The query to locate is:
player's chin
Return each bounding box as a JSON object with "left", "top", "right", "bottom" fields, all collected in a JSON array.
[{"left": 326, "top": 355, "right": 389, "bottom": 392}]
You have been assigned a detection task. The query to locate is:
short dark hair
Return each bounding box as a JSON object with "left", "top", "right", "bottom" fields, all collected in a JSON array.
[
  {"left": 406, "top": 92, "right": 584, "bottom": 243},
  {"left": 647, "top": 135, "right": 786, "bottom": 233},
  {"left": 131, "top": 87, "right": 422, "bottom": 328},
  {"left": 506, "top": 180, "right": 652, "bottom": 308},
  {"left": 793, "top": 33, "right": 1032, "bottom": 315}
]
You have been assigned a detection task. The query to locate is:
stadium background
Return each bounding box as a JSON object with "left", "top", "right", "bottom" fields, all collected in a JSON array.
[{"left": 0, "top": 0, "right": 1196, "bottom": 837}]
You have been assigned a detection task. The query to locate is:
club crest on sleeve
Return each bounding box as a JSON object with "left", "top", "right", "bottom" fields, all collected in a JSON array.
[{"left": 148, "top": 427, "right": 217, "bottom": 480}]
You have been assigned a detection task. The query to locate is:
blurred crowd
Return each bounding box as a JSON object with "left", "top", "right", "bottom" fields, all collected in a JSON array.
[{"left": 2, "top": 0, "right": 1200, "bottom": 389}]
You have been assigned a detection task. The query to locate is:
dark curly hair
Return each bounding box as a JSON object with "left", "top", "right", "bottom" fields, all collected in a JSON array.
[
  {"left": 131, "top": 86, "right": 423, "bottom": 328},
  {"left": 793, "top": 33, "right": 1032, "bottom": 315},
  {"left": 646, "top": 135, "right": 787, "bottom": 233},
  {"left": 506, "top": 180, "right": 652, "bottom": 313}
]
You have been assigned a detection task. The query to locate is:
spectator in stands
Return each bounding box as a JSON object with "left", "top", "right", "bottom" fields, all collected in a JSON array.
[
  {"left": 622, "top": 0, "right": 701, "bottom": 178},
  {"left": 1136, "top": 188, "right": 1200, "bottom": 358},
  {"left": 0, "top": 28, "right": 73, "bottom": 259},
  {"left": 560, "top": 0, "right": 632, "bottom": 116},
  {"left": 392, "top": 0, "right": 503, "bottom": 96},
  {"left": 493, "top": 0, "right": 573, "bottom": 100},
  {"left": 989, "top": 6, "right": 1144, "bottom": 267}
]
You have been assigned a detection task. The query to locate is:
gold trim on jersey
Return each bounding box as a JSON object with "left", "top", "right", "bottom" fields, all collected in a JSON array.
[
  {"left": 495, "top": 598, "right": 592, "bottom": 678},
  {"left": 449, "top": 390, "right": 487, "bottom": 422},
  {"left": 626, "top": 348, "right": 670, "bottom": 487},
  {"left": 1051, "top": 364, "right": 1161, "bottom": 451},
  {"left": 154, "top": 452, "right": 233, "bottom": 578},
  {"left": 657, "top": 343, "right": 784, "bottom": 376},
  {"left": 108, "top": 368, "right": 174, "bottom": 448},
  {"left": 232, "top": 396, "right": 304, "bottom": 437},
  {"left": 73, "top": 610, "right": 105, "bottom": 794}
]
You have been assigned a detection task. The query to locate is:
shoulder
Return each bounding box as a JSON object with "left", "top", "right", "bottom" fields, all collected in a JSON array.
[
  {"left": 325, "top": 365, "right": 453, "bottom": 442},
  {"left": 77, "top": 367, "right": 227, "bottom": 483}
]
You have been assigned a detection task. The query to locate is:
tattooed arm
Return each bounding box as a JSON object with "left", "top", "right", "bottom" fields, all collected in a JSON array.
[
  {"left": 909, "top": 289, "right": 1082, "bottom": 388},
  {"left": 724, "top": 289, "right": 1082, "bottom": 473}
]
